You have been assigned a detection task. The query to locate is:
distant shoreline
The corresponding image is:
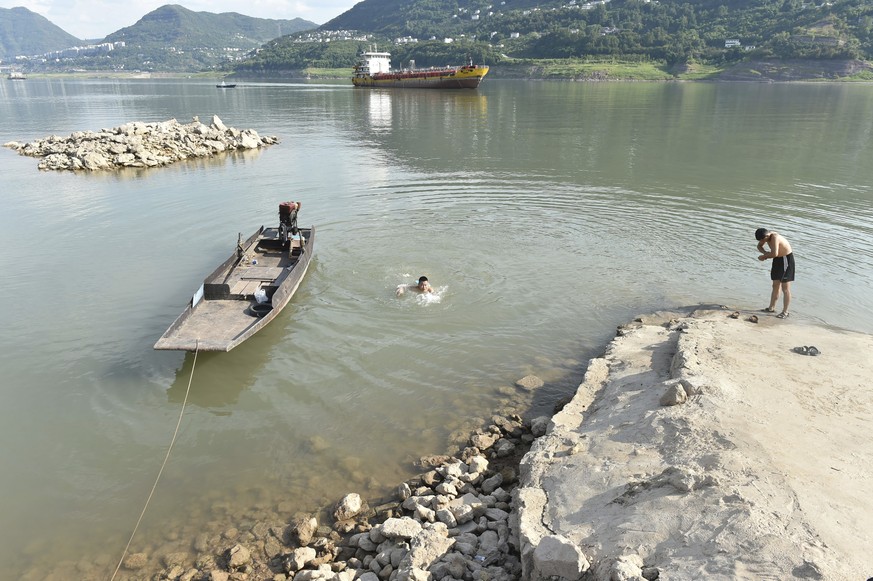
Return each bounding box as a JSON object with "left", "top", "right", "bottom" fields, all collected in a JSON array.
[{"left": 17, "top": 58, "right": 873, "bottom": 83}]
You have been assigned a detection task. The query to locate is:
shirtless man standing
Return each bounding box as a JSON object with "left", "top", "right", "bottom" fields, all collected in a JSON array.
[{"left": 755, "top": 228, "right": 794, "bottom": 318}]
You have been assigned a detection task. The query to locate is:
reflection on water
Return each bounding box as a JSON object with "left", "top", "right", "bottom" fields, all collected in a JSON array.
[
  {"left": 2, "top": 79, "right": 873, "bottom": 579},
  {"left": 166, "top": 346, "right": 268, "bottom": 411}
]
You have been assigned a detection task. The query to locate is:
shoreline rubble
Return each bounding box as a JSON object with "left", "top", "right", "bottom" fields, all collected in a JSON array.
[
  {"left": 115, "top": 411, "right": 546, "bottom": 581},
  {"left": 3, "top": 115, "right": 277, "bottom": 171},
  {"left": 46, "top": 306, "right": 873, "bottom": 580}
]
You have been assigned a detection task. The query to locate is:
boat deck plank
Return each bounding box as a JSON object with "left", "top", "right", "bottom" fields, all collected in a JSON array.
[
  {"left": 155, "top": 300, "right": 259, "bottom": 351},
  {"left": 230, "top": 280, "right": 261, "bottom": 296},
  {"left": 239, "top": 266, "right": 284, "bottom": 280}
]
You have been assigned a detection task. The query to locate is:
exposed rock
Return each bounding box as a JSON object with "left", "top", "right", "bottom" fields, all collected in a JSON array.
[
  {"left": 396, "top": 482, "right": 412, "bottom": 501},
  {"left": 380, "top": 517, "right": 423, "bottom": 540},
  {"left": 532, "top": 535, "right": 590, "bottom": 580},
  {"left": 4, "top": 116, "right": 278, "bottom": 171},
  {"left": 285, "top": 547, "right": 317, "bottom": 572},
  {"left": 530, "top": 416, "right": 550, "bottom": 437},
  {"left": 334, "top": 493, "right": 363, "bottom": 522},
  {"left": 470, "top": 431, "right": 500, "bottom": 450},
  {"left": 659, "top": 382, "right": 687, "bottom": 406},
  {"left": 397, "top": 529, "right": 456, "bottom": 576},
  {"left": 288, "top": 513, "right": 319, "bottom": 546}
]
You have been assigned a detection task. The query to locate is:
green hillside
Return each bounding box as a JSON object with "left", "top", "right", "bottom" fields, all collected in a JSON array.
[
  {"left": 0, "top": 7, "right": 81, "bottom": 60},
  {"left": 96, "top": 5, "right": 316, "bottom": 71},
  {"left": 236, "top": 0, "right": 873, "bottom": 78},
  {"left": 321, "top": 0, "right": 873, "bottom": 63},
  {"left": 105, "top": 4, "right": 311, "bottom": 49}
]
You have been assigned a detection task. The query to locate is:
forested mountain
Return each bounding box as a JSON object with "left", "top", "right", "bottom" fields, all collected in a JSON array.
[
  {"left": 0, "top": 7, "right": 81, "bottom": 60},
  {"left": 322, "top": 0, "right": 872, "bottom": 62},
  {"left": 105, "top": 5, "right": 313, "bottom": 50},
  {"left": 3, "top": 4, "right": 317, "bottom": 72},
  {"left": 237, "top": 0, "right": 873, "bottom": 75}
]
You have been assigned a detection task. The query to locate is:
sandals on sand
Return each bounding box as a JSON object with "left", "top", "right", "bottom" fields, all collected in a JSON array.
[
  {"left": 776, "top": 312, "right": 790, "bottom": 319},
  {"left": 747, "top": 315, "right": 759, "bottom": 323},
  {"left": 761, "top": 307, "right": 776, "bottom": 313},
  {"left": 793, "top": 346, "right": 821, "bottom": 356},
  {"left": 729, "top": 311, "right": 740, "bottom": 319}
]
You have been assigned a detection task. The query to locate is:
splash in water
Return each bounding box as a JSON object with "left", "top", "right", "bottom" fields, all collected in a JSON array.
[
  {"left": 394, "top": 273, "right": 445, "bottom": 305},
  {"left": 415, "top": 286, "right": 445, "bottom": 305}
]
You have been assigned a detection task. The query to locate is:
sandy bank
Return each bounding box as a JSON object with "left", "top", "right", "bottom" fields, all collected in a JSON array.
[{"left": 516, "top": 306, "right": 873, "bottom": 580}]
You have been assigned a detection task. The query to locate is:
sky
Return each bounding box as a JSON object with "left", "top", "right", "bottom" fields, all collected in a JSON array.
[{"left": 1, "top": 0, "right": 359, "bottom": 39}]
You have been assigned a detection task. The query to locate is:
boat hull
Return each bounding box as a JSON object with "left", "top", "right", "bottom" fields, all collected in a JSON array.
[
  {"left": 154, "top": 226, "right": 314, "bottom": 352},
  {"left": 353, "top": 65, "right": 489, "bottom": 89}
]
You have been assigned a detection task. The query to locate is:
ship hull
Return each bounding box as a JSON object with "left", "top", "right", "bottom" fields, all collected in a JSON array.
[{"left": 353, "top": 66, "right": 488, "bottom": 89}]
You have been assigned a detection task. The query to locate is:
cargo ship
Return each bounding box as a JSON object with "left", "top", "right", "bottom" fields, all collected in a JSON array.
[{"left": 352, "top": 49, "right": 488, "bottom": 89}]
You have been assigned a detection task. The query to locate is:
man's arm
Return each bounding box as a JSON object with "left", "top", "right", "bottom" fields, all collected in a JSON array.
[
  {"left": 756, "top": 235, "right": 768, "bottom": 254},
  {"left": 757, "top": 234, "right": 777, "bottom": 259}
]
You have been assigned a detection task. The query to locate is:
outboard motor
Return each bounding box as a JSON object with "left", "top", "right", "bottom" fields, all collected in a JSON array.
[{"left": 278, "top": 201, "right": 300, "bottom": 244}]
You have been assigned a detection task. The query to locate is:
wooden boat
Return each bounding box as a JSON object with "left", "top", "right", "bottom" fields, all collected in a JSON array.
[{"left": 154, "top": 202, "right": 314, "bottom": 352}]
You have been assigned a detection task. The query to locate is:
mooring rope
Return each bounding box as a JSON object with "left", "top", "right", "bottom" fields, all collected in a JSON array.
[{"left": 110, "top": 341, "right": 199, "bottom": 581}]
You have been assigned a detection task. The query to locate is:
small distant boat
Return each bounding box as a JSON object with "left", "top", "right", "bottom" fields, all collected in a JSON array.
[
  {"left": 154, "top": 202, "right": 314, "bottom": 352},
  {"left": 7, "top": 71, "right": 26, "bottom": 80},
  {"left": 216, "top": 80, "right": 236, "bottom": 88},
  {"left": 353, "top": 49, "right": 488, "bottom": 89}
]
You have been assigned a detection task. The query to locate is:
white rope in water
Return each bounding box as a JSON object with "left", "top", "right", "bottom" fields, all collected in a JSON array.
[{"left": 110, "top": 341, "right": 199, "bottom": 581}]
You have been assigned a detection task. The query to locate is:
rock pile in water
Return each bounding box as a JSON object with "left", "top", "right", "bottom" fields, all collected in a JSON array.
[
  {"left": 3, "top": 115, "right": 278, "bottom": 171},
  {"left": 119, "top": 411, "right": 547, "bottom": 581}
]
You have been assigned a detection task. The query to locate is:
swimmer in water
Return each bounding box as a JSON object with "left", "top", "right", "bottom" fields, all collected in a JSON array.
[{"left": 396, "top": 275, "right": 434, "bottom": 296}]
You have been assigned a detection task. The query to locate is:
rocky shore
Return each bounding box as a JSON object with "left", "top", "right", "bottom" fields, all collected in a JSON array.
[
  {"left": 3, "top": 116, "right": 278, "bottom": 171},
  {"left": 37, "top": 307, "right": 872, "bottom": 581},
  {"left": 112, "top": 405, "right": 552, "bottom": 581},
  {"left": 516, "top": 307, "right": 873, "bottom": 581}
]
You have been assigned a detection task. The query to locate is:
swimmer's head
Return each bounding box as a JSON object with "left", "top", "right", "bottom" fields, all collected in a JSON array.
[
  {"left": 754, "top": 228, "right": 768, "bottom": 241},
  {"left": 417, "top": 276, "right": 434, "bottom": 292}
]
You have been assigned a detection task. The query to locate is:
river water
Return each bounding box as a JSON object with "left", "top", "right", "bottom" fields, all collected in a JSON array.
[{"left": 1, "top": 77, "right": 872, "bottom": 578}]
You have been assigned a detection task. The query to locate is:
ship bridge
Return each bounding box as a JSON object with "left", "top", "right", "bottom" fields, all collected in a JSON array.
[{"left": 357, "top": 51, "right": 392, "bottom": 75}]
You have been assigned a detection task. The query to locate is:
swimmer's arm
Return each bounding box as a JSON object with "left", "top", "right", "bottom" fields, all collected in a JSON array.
[{"left": 395, "top": 285, "right": 406, "bottom": 297}]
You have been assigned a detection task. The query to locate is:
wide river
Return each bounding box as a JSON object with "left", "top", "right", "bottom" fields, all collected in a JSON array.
[{"left": 2, "top": 77, "right": 872, "bottom": 579}]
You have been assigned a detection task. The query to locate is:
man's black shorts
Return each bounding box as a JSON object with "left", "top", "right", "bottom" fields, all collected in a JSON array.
[{"left": 771, "top": 253, "right": 795, "bottom": 282}]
